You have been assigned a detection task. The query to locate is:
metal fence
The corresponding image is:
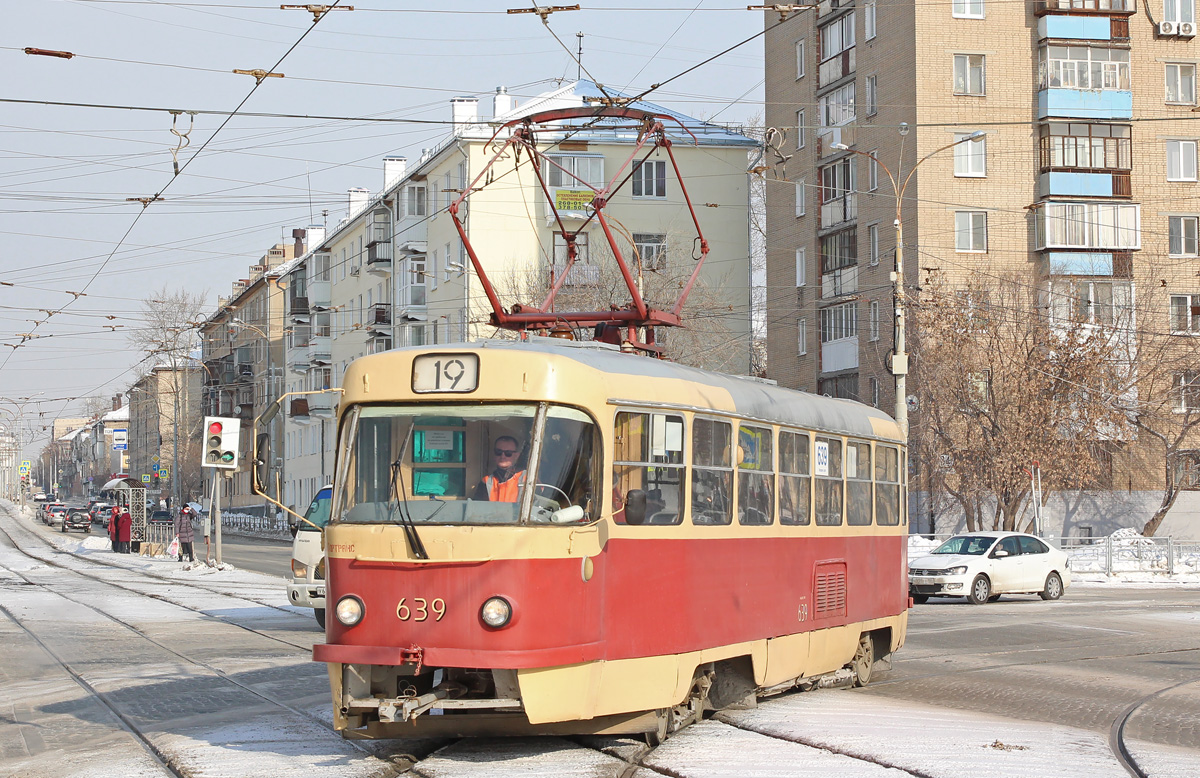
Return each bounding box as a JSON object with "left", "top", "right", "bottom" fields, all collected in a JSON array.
[
  {"left": 910, "top": 533, "right": 1200, "bottom": 576},
  {"left": 213, "top": 512, "right": 290, "bottom": 538}
]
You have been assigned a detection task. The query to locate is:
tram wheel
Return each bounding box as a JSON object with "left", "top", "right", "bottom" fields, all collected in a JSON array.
[
  {"left": 851, "top": 633, "right": 875, "bottom": 687},
  {"left": 645, "top": 708, "right": 671, "bottom": 747}
]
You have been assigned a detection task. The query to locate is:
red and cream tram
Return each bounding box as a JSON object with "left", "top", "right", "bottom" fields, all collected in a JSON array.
[{"left": 313, "top": 337, "right": 909, "bottom": 740}]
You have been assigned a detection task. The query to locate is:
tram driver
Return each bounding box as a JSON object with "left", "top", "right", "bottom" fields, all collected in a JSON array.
[{"left": 471, "top": 435, "right": 526, "bottom": 502}]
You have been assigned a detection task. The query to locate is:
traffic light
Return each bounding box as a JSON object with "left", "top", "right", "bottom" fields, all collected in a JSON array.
[{"left": 202, "top": 416, "right": 242, "bottom": 470}]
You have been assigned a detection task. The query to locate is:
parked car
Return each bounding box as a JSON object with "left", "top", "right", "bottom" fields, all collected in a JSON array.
[
  {"left": 908, "top": 532, "right": 1071, "bottom": 605},
  {"left": 62, "top": 508, "right": 91, "bottom": 533},
  {"left": 88, "top": 503, "right": 111, "bottom": 525}
]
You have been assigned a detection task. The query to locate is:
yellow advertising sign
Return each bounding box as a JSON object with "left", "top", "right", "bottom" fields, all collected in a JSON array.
[{"left": 554, "top": 189, "right": 594, "bottom": 211}]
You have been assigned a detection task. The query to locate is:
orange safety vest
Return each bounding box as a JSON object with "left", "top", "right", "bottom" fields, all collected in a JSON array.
[{"left": 483, "top": 471, "right": 525, "bottom": 503}]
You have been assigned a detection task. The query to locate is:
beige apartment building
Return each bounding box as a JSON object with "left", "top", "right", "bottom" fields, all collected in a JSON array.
[{"left": 765, "top": 0, "right": 1200, "bottom": 537}]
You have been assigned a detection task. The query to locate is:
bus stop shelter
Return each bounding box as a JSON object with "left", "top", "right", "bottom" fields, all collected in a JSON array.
[{"left": 99, "top": 476, "right": 147, "bottom": 545}]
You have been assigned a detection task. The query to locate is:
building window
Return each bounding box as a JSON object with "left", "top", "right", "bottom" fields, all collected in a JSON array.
[
  {"left": 1040, "top": 46, "right": 1130, "bottom": 91},
  {"left": 1166, "top": 63, "right": 1197, "bottom": 105},
  {"left": 869, "top": 377, "right": 880, "bottom": 409},
  {"left": 796, "top": 39, "right": 806, "bottom": 79},
  {"left": 552, "top": 232, "right": 591, "bottom": 266},
  {"left": 546, "top": 154, "right": 604, "bottom": 189},
  {"left": 866, "top": 1, "right": 877, "bottom": 38},
  {"left": 796, "top": 109, "right": 806, "bottom": 149},
  {"left": 443, "top": 171, "right": 453, "bottom": 210},
  {"left": 796, "top": 246, "right": 807, "bottom": 287},
  {"left": 1035, "top": 202, "right": 1141, "bottom": 250},
  {"left": 869, "top": 300, "right": 880, "bottom": 341},
  {"left": 820, "top": 302, "right": 857, "bottom": 343},
  {"left": 821, "top": 228, "right": 857, "bottom": 274},
  {"left": 868, "top": 223, "right": 879, "bottom": 266},
  {"left": 404, "top": 185, "right": 427, "bottom": 217},
  {"left": 955, "top": 211, "right": 987, "bottom": 252},
  {"left": 430, "top": 249, "right": 438, "bottom": 290},
  {"left": 953, "top": 132, "right": 986, "bottom": 177},
  {"left": 1175, "top": 371, "right": 1200, "bottom": 412},
  {"left": 1170, "top": 216, "right": 1199, "bottom": 256},
  {"left": 820, "top": 157, "right": 856, "bottom": 226},
  {"left": 1168, "top": 140, "right": 1198, "bottom": 181},
  {"left": 1039, "top": 123, "right": 1131, "bottom": 172},
  {"left": 1164, "top": 0, "right": 1196, "bottom": 24},
  {"left": 868, "top": 152, "right": 879, "bottom": 191},
  {"left": 820, "top": 12, "right": 855, "bottom": 62},
  {"left": 1048, "top": 279, "right": 1129, "bottom": 326},
  {"left": 1171, "top": 294, "right": 1200, "bottom": 333},
  {"left": 953, "top": 54, "right": 985, "bottom": 95},
  {"left": 953, "top": 0, "right": 984, "bottom": 17},
  {"left": 866, "top": 75, "right": 878, "bottom": 116},
  {"left": 632, "top": 159, "right": 667, "bottom": 198},
  {"left": 796, "top": 180, "right": 806, "bottom": 217},
  {"left": 798, "top": 318, "right": 808, "bottom": 355},
  {"left": 633, "top": 233, "right": 667, "bottom": 270},
  {"left": 818, "top": 83, "right": 856, "bottom": 132}
]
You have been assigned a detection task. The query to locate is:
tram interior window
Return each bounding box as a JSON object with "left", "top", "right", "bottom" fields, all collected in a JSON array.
[
  {"left": 411, "top": 420, "right": 466, "bottom": 497},
  {"left": 779, "top": 431, "right": 811, "bottom": 525},
  {"left": 613, "top": 411, "right": 684, "bottom": 525},
  {"left": 815, "top": 437, "right": 843, "bottom": 526},
  {"left": 875, "top": 445, "right": 901, "bottom": 526},
  {"left": 737, "top": 425, "right": 775, "bottom": 525},
  {"left": 691, "top": 417, "right": 733, "bottom": 525},
  {"left": 846, "top": 441, "right": 873, "bottom": 526}
]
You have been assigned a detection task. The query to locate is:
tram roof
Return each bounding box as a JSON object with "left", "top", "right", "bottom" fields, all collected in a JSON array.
[{"left": 360, "top": 339, "right": 902, "bottom": 444}]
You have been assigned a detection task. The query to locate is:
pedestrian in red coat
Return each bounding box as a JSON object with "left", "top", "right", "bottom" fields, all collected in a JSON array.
[
  {"left": 117, "top": 509, "right": 132, "bottom": 553},
  {"left": 108, "top": 506, "right": 120, "bottom": 552}
]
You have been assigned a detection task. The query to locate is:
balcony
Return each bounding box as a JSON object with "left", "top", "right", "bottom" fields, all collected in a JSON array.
[
  {"left": 307, "top": 392, "right": 337, "bottom": 418},
  {"left": 820, "top": 193, "right": 857, "bottom": 229},
  {"left": 1038, "top": 89, "right": 1132, "bottom": 120},
  {"left": 816, "top": 126, "right": 856, "bottom": 158},
  {"left": 817, "top": 0, "right": 851, "bottom": 19},
  {"left": 308, "top": 279, "right": 331, "bottom": 310},
  {"left": 1039, "top": 170, "right": 1131, "bottom": 198},
  {"left": 366, "top": 240, "right": 392, "bottom": 275},
  {"left": 288, "top": 295, "right": 309, "bottom": 317},
  {"left": 1038, "top": 15, "right": 1123, "bottom": 41},
  {"left": 821, "top": 265, "right": 859, "bottom": 299},
  {"left": 287, "top": 348, "right": 310, "bottom": 375},
  {"left": 368, "top": 303, "right": 392, "bottom": 334},
  {"left": 289, "top": 398, "right": 310, "bottom": 420},
  {"left": 821, "top": 336, "right": 859, "bottom": 373},
  {"left": 818, "top": 48, "right": 856, "bottom": 88},
  {"left": 551, "top": 263, "right": 601, "bottom": 287},
  {"left": 307, "top": 335, "right": 331, "bottom": 366},
  {"left": 1035, "top": 0, "right": 1135, "bottom": 15}
]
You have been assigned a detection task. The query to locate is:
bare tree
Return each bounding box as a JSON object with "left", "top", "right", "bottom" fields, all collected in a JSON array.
[
  {"left": 910, "top": 272, "right": 1127, "bottom": 532},
  {"left": 129, "top": 286, "right": 209, "bottom": 508}
]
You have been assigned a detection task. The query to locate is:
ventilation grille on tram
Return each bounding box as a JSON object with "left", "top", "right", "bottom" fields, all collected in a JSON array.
[{"left": 814, "top": 563, "right": 847, "bottom": 616}]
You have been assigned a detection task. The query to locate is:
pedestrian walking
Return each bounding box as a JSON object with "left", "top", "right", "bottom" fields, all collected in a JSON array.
[
  {"left": 108, "top": 505, "right": 120, "bottom": 552},
  {"left": 175, "top": 505, "right": 195, "bottom": 562},
  {"left": 117, "top": 508, "right": 132, "bottom": 553}
]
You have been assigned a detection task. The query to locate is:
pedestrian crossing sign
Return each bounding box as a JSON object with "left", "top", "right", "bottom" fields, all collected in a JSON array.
[{"left": 141, "top": 474, "right": 151, "bottom": 483}]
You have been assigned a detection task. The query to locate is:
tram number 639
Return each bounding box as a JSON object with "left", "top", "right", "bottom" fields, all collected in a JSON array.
[{"left": 397, "top": 597, "right": 446, "bottom": 622}]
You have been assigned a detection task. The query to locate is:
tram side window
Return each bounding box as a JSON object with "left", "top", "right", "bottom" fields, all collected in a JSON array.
[
  {"left": 779, "top": 431, "right": 811, "bottom": 525},
  {"left": 814, "top": 437, "right": 843, "bottom": 525},
  {"left": 738, "top": 425, "right": 774, "bottom": 525},
  {"left": 846, "top": 440, "right": 873, "bottom": 526},
  {"left": 902, "top": 451, "right": 908, "bottom": 526},
  {"left": 691, "top": 417, "right": 732, "bottom": 525},
  {"left": 613, "top": 411, "right": 684, "bottom": 525},
  {"left": 875, "top": 445, "right": 901, "bottom": 526}
]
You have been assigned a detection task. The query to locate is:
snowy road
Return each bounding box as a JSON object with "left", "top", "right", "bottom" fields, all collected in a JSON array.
[{"left": 2, "top": 499, "right": 1198, "bottom": 778}]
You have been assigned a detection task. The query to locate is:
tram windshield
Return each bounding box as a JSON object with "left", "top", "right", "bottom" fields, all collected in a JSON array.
[{"left": 334, "top": 402, "right": 599, "bottom": 526}]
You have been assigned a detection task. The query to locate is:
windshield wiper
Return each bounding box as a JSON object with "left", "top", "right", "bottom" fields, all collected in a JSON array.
[{"left": 389, "top": 421, "right": 428, "bottom": 559}]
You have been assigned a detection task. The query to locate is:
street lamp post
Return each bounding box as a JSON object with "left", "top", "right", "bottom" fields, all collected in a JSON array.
[{"left": 832, "top": 128, "right": 985, "bottom": 439}]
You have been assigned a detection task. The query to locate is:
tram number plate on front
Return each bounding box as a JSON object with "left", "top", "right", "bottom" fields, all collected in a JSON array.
[
  {"left": 397, "top": 597, "right": 446, "bottom": 622},
  {"left": 412, "top": 354, "right": 480, "bottom": 393}
]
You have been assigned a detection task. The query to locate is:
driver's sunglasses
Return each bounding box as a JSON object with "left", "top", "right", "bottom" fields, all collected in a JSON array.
[{"left": 494, "top": 448, "right": 518, "bottom": 457}]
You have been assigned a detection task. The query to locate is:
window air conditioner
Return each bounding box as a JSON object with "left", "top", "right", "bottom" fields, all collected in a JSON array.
[
  {"left": 1160, "top": 20, "right": 1177, "bottom": 35},
  {"left": 1180, "top": 22, "right": 1196, "bottom": 36}
]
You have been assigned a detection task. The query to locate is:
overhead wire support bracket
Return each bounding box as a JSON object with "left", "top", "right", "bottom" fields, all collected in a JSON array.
[
  {"left": 233, "top": 69, "right": 285, "bottom": 84},
  {"left": 747, "top": 3, "right": 818, "bottom": 22},
  {"left": 168, "top": 110, "right": 197, "bottom": 176},
  {"left": 280, "top": 4, "right": 353, "bottom": 22},
  {"left": 24, "top": 47, "right": 74, "bottom": 59},
  {"left": 126, "top": 196, "right": 164, "bottom": 208},
  {"left": 507, "top": 5, "right": 580, "bottom": 23}
]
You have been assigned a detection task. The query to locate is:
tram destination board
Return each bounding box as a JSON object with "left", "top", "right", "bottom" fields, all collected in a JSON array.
[{"left": 412, "top": 353, "right": 479, "bottom": 393}]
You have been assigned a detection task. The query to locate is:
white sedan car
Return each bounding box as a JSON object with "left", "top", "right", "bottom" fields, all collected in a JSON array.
[{"left": 909, "top": 532, "right": 1071, "bottom": 605}]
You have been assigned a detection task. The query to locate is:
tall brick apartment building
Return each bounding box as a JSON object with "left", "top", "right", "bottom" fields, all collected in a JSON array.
[{"left": 764, "top": 0, "right": 1200, "bottom": 537}]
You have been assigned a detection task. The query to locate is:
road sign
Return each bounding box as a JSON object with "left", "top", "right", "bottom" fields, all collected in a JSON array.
[
  {"left": 151, "top": 455, "right": 160, "bottom": 464},
  {"left": 141, "top": 474, "right": 151, "bottom": 483},
  {"left": 20, "top": 459, "right": 30, "bottom": 470},
  {"left": 158, "top": 467, "right": 170, "bottom": 479},
  {"left": 18, "top": 464, "right": 29, "bottom": 475},
  {"left": 113, "top": 443, "right": 127, "bottom": 451}
]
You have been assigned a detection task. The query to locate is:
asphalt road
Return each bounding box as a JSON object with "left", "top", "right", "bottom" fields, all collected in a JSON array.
[{"left": 192, "top": 531, "right": 293, "bottom": 577}]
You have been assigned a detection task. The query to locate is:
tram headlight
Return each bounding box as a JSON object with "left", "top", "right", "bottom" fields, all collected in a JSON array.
[
  {"left": 480, "top": 596, "right": 512, "bottom": 628},
  {"left": 335, "top": 595, "right": 365, "bottom": 626},
  {"left": 945, "top": 566, "right": 968, "bottom": 575}
]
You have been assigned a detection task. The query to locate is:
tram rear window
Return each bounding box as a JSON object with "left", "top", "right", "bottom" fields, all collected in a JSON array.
[{"left": 335, "top": 403, "right": 598, "bottom": 526}]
